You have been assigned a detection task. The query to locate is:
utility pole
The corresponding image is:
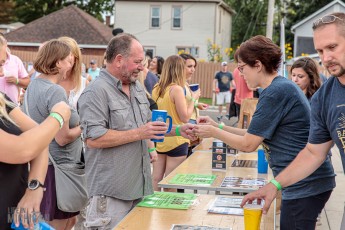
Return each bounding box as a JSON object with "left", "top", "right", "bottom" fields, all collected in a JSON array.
[
  {"left": 113, "top": 0, "right": 116, "bottom": 28},
  {"left": 266, "top": 0, "right": 275, "bottom": 39}
]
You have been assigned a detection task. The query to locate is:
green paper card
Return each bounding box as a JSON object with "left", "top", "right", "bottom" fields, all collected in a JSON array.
[
  {"left": 169, "top": 174, "right": 217, "bottom": 185},
  {"left": 137, "top": 192, "right": 197, "bottom": 209}
]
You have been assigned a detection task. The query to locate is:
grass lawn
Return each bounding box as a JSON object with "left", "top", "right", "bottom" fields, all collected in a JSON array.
[{"left": 199, "top": 98, "right": 212, "bottom": 105}]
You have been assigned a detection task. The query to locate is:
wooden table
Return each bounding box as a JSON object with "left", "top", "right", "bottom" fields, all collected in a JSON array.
[
  {"left": 192, "top": 137, "right": 214, "bottom": 152},
  {"left": 114, "top": 194, "right": 274, "bottom": 230},
  {"left": 158, "top": 150, "right": 272, "bottom": 193}
]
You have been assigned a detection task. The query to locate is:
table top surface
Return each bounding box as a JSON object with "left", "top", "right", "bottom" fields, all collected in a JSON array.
[
  {"left": 159, "top": 139, "right": 272, "bottom": 192},
  {"left": 114, "top": 194, "right": 273, "bottom": 230}
]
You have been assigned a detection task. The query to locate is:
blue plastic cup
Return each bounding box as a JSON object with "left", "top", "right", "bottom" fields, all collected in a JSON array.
[
  {"left": 151, "top": 110, "right": 173, "bottom": 142},
  {"left": 189, "top": 83, "right": 199, "bottom": 92},
  {"left": 257, "top": 149, "right": 268, "bottom": 174}
]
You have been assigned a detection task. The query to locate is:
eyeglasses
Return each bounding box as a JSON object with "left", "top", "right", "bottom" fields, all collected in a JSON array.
[
  {"left": 313, "top": 15, "right": 344, "bottom": 29},
  {"left": 237, "top": 63, "right": 247, "bottom": 73}
]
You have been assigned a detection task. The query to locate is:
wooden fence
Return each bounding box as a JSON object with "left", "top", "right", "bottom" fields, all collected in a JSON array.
[{"left": 9, "top": 47, "right": 238, "bottom": 99}]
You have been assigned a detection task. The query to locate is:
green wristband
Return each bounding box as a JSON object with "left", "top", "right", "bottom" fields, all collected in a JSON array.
[
  {"left": 218, "top": 123, "right": 224, "bottom": 130},
  {"left": 16, "top": 78, "right": 19, "bottom": 85},
  {"left": 270, "top": 179, "right": 282, "bottom": 191},
  {"left": 49, "top": 112, "right": 64, "bottom": 129},
  {"left": 175, "top": 125, "right": 181, "bottom": 136},
  {"left": 148, "top": 147, "right": 156, "bottom": 153}
]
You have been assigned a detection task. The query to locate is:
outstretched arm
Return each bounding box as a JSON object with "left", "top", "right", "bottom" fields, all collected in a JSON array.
[{"left": 241, "top": 141, "right": 332, "bottom": 214}]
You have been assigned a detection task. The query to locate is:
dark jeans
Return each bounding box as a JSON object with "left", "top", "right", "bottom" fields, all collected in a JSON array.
[{"left": 280, "top": 190, "right": 332, "bottom": 230}]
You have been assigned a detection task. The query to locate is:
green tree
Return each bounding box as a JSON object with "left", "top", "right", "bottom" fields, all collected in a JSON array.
[
  {"left": 283, "top": 0, "right": 334, "bottom": 47},
  {"left": 226, "top": 0, "right": 269, "bottom": 50},
  {"left": 13, "top": 0, "right": 114, "bottom": 24},
  {"left": 225, "top": 0, "right": 337, "bottom": 55},
  {"left": 0, "top": 0, "right": 17, "bottom": 24}
]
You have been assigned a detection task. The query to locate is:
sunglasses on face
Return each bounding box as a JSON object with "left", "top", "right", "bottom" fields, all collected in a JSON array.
[{"left": 313, "top": 15, "right": 344, "bottom": 29}]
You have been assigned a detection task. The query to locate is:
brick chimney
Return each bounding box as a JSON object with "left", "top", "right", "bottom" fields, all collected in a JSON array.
[{"left": 105, "top": 16, "right": 111, "bottom": 26}]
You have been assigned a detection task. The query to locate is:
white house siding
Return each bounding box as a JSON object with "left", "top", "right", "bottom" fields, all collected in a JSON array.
[{"left": 115, "top": 1, "right": 232, "bottom": 60}]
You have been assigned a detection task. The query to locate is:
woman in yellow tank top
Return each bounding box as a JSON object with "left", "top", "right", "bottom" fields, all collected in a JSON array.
[
  {"left": 151, "top": 55, "right": 200, "bottom": 191},
  {"left": 180, "top": 54, "right": 209, "bottom": 156}
]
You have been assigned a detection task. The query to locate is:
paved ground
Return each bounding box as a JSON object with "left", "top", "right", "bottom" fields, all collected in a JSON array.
[{"left": 199, "top": 105, "right": 239, "bottom": 127}]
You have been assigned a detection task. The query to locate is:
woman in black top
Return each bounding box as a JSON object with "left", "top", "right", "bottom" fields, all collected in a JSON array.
[{"left": 0, "top": 93, "right": 70, "bottom": 229}]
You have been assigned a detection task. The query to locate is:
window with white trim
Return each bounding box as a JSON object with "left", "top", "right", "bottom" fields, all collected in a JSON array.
[
  {"left": 172, "top": 6, "right": 182, "bottom": 29},
  {"left": 176, "top": 46, "right": 199, "bottom": 57},
  {"left": 150, "top": 6, "right": 161, "bottom": 28}
]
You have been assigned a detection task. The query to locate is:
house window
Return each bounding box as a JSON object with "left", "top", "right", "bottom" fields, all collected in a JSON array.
[
  {"left": 151, "top": 6, "right": 161, "bottom": 28},
  {"left": 172, "top": 6, "right": 182, "bottom": 29},
  {"left": 144, "top": 47, "right": 156, "bottom": 59},
  {"left": 176, "top": 46, "right": 199, "bottom": 57}
]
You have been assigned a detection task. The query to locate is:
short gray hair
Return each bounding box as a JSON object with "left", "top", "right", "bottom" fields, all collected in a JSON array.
[{"left": 106, "top": 33, "right": 139, "bottom": 63}]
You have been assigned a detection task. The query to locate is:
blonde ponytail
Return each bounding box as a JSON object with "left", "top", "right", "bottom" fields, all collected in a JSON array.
[{"left": 0, "top": 93, "right": 16, "bottom": 125}]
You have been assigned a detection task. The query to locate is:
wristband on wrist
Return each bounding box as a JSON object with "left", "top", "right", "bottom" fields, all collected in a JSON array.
[
  {"left": 194, "top": 100, "right": 198, "bottom": 108},
  {"left": 175, "top": 125, "right": 181, "bottom": 136},
  {"left": 270, "top": 179, "right": 282, "bottom": 191},
  {"left": 16, "top": 78, "right": 19, "bottom": 85},
  {"left": 148, "top": 147, "right": 156, "bottom": 153},
  {"left": 49, "top": 112, "right": 64, "bottom": 129},
  {"left": 218, "top": 123, "right": 224, "bottom": 130}
]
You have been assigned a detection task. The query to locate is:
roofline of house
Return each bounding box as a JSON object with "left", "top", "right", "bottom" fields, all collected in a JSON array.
[
  {"left": 7, "top": 42, "right": 107, "bottom": 49},
  {"left": 291, "top": 0, "right": 345, "bottom": 32}
]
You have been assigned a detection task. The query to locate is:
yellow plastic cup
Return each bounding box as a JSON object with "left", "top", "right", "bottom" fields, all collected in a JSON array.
[{"left": 243, "top": 204, "right": 263, "bottom": 230}]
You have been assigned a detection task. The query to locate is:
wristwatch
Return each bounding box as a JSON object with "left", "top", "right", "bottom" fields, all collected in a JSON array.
[{"left": 28, "top": 179, "right": 46, "bottom": 191}]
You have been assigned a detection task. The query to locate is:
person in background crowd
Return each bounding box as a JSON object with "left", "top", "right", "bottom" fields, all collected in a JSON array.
[
  {"left": 152, "top": 55, "right": 200, "bottom": 191},
  {"left": 143, "top": 56, "right": 158, "bottom": 96},
  {"left": 214, "top": 61, "right": 235, "bottom": 121},
  {"left": 0, "top": 35, "right": 29, "bottom": 104},
  {"left": 138, "top": 56, "right": 158, "bottom": 110},
  {"left": 22, "top": 39, "right": 83, "bottom": 230},
  {"left": 87, "top": 59, "right": 100, "bottom": 81},
  {"left": 149, "top": 56, "right": 164, "bottom": 79},
  {"left": 291, "top": 57, "right": 322, "bottom": 102},
  {"left": 179, "top": 53, "right": 208, "bottom": 156},
  {"left": 58, "top": 37, "right": 89, "bottom": 110},
  {"left": 194, "top": 35, "right": 335, "bottom": 230},
  {"left": 0, "top": 91, "right": 70, "bottom": 230},
  {"left": 230, "top": 61, "right": 253, "bottom": 119},
  {"left": 112, "top": 28, "right": 124, "bottom": 36}
]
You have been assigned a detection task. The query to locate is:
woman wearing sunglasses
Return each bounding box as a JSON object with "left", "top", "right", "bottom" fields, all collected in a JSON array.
[{"left": 193, "top": 35, "right": 335, "bottom": 230}]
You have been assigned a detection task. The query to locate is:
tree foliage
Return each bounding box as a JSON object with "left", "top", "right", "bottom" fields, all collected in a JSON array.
[
  {"left": 225, "top": 0, "right": 338, "bottom": 55},
  {"left": 13, "top": 0, "right": 114, "bottom": 24},
  {"left": 0, "top": 0, "right": 17, "bottom": 24}
]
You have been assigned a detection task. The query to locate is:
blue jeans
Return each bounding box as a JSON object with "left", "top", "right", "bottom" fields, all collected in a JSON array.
[{"left": 280, "top": 190, "right": 332, "bottom": 230}]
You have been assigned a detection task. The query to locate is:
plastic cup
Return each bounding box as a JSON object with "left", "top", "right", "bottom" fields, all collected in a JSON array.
[
  {"left": 189, "top": 83, "right": 199, "bottom": 92},
  {"left": 257, "top": 149, "right": 268, "bottom": 174},
  {"left": 243, "top": 204, "right": 262, "bottom": 230}
]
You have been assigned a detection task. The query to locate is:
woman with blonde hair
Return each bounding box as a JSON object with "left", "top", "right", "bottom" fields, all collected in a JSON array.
[
  {"left": 22, "top": 39, "right": 83, "bottom": 229},
  {"left": 151, "top": 55, "right": 200, "bottom": 191},
  {"left": 138, "top": 56, "right": 158, "bottom": 110},
  {"left": 0, "top": 91, "right": 70, "bottom": 230},
  {"left": 58, "top": 36, "right": 89, "bottom": 110}
]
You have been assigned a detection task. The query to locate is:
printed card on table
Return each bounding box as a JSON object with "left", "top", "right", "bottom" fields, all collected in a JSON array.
[{"left": 168, "top": 174, "right": 217, "bottom": 186}]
